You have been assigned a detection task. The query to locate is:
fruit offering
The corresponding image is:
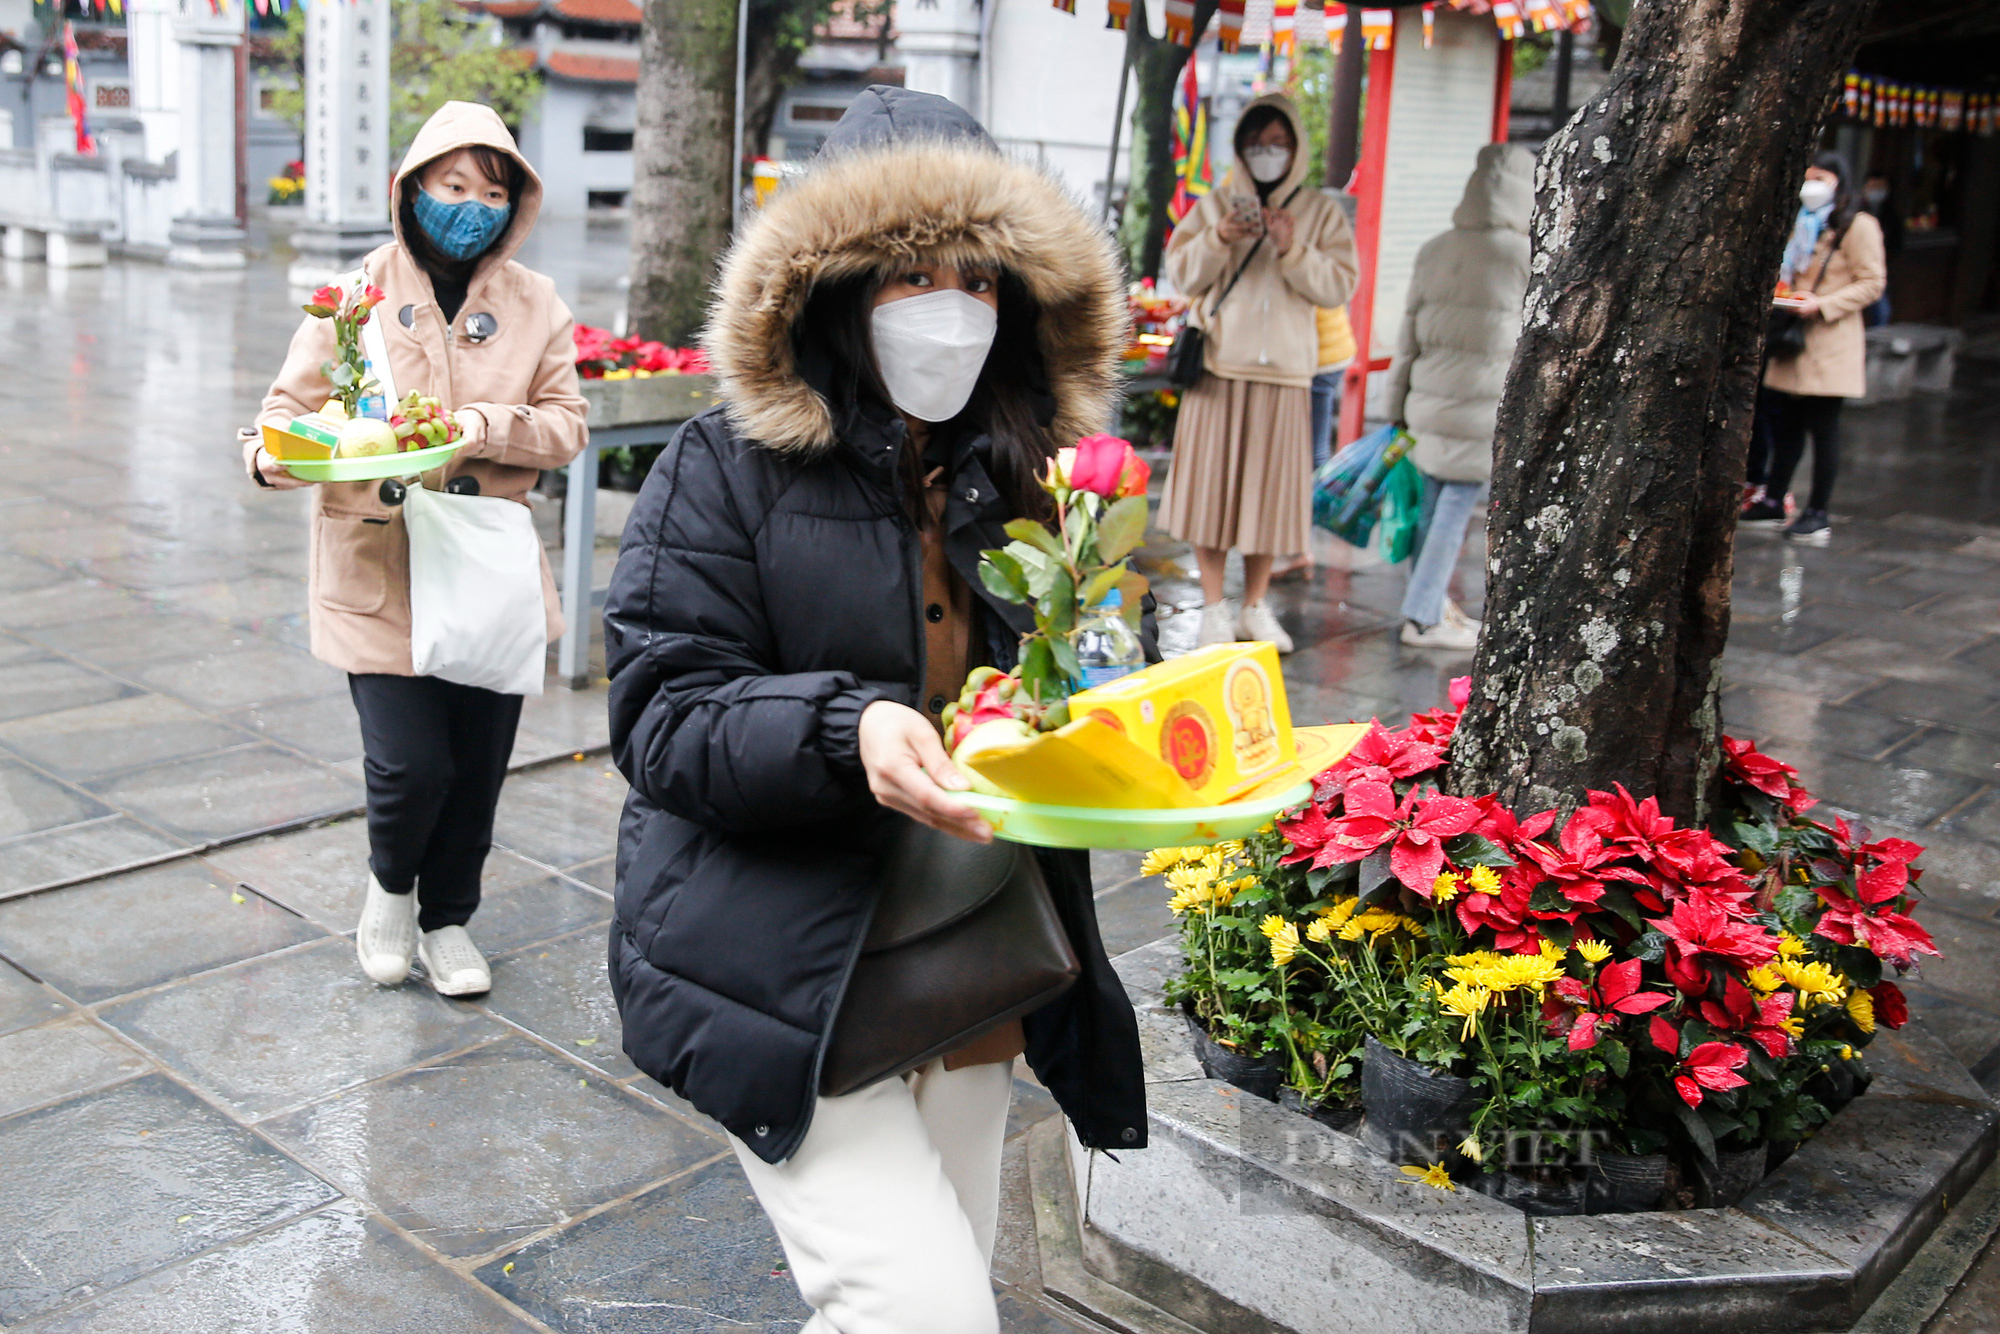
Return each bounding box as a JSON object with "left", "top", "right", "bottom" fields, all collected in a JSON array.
[
  {"left": 943, "top": 668, "right": 1070, "bottom": 760},
  {"left": 390, "top": 392, "right": 463, "bottom": 452},
  {"left": 334, "top": 418, "right": 399, "bottom": 459}
]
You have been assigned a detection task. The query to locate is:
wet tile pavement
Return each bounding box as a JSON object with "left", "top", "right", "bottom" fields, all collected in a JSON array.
[{"left": 1, "top": 228, "right": 1997, "bottom": 1331}]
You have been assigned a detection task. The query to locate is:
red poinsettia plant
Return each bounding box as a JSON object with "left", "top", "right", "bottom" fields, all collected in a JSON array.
[
  {"left": 1190, "top": 672, "right": 1939, "bottom": 1179},
  {"left": 574, "top": 324, "right": 710, "bottom": 379}
]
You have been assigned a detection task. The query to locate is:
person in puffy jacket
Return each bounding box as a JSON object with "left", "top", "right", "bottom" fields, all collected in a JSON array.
[
  {"left": 1160, "top": 92, "right": 1358, "bottom": 653},
  {"left": 244, "top": 102, "right": 588, "bottom": 996},
  {"left": 1383, "top": 143, "right": 1534, "bottom": 652},
  {"left": 603, "top": 88, "right": 1146, "bottom": 1334}
]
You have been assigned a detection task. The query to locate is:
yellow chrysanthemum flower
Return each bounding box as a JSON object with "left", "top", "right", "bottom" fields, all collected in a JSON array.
[
  {"left": 1167, "top": 886, "right": 1210, "bottom": 917},
  {"left": 1781, "top": 1015, "right": 1805, "bottom": 1038},
  {"left": 1140, "top": 847, "right": 1187, "bottom": 877},
  {"left": 1457, "top": 1133, "right": 1485, "bottom": 1164},
  {"left": 1432, "top": 872, "right": 1462, "bottom": 902},
  {"left": 1840, "top": 1044, "right": 1855, "bottom": 1060},
  {"left": 1214, "top": 840, "right": 1246, "bottom": 859},
  {"left": 1745, "top": 965, "right": 1782, "bottom": 994},
  {"left": 1846, "top": 989, "right": 1876, "bottom": 1034},
  {"left": 1436, "top": 983, "right": 1491, "bottom": 1039},
  {"left": 1400, "top": 1162, "right": 1457, "bottom": 1192},
  {"left": 1467, "top": 865, "right": 1503, "bottom": 895},
  {"left": 1777, "top": 932, "right": 1811, "bottom": 959},
  {"left": 1777, "top": 958, "right": 1848, "bottom": 1007},
  {"left": 1319, "top": 898, "right": 1360, "bottom": 928},
  {"left": 1262, "top": 916, "right": 1301, "bottom": 967},
  {"left": 1306, "top": 918, "right": 1334, "bottom": 944},
  {"left": 1575, "top": 940, "right": 1613, "bottom": 965}
]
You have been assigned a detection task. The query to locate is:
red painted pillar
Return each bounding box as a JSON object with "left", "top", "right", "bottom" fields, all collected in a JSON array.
[{"left": 1337, "top": 40, "right": 1396, "bottom": 447}]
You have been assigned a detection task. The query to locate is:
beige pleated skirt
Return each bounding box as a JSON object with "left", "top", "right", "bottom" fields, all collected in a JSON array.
[{"left": 1159, "top": 373, "right": 1312, "bottom": 556}]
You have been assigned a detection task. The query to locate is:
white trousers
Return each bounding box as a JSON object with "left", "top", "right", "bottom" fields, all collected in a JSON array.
[{"left": 730, "top": 1058, "right": 1015, "bottom": 1334}]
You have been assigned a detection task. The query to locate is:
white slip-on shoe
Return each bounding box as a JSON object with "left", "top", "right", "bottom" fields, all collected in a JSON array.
[
  {"left": 1237, "top": 600, "right": 1295, "bottom": 654},
  {"left": 1196, "top": 602, "right": 1237, "bottom": 647},
  {"left": 418, "top": 925, "right": 491, "bottom": 997},
  {"left": 356, "top": 875, "right": 417, "bottom": 986},
  {"left": 1400, "top": 617, "right": 1479, "bottom": 651},
  {"left": 1441, "top": 600, "right": 1483, "bottom": 635}
]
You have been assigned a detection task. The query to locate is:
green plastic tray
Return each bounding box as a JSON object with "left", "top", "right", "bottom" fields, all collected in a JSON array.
[
  {"left": 957, "top": 782, "right": 1314, "bottom": 850},
  {"left": 280, "top": 440, "right": 461, "bottom": 482}
]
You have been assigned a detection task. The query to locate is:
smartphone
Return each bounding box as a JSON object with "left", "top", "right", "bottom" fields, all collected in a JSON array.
[{"left": 1228, "top": 194, "right": 1265, "bottom": 235}]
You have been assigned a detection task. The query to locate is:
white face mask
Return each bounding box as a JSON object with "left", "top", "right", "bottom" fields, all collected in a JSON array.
[
  {"left": 869, "top": 288, "right": 998, "bottom": 424},
  {"left": 1799, "top": 179, "right": 1836, "bottom": 212},
  {"left": 1242, "top": 145, "right": 1292, "bottom": 184}
]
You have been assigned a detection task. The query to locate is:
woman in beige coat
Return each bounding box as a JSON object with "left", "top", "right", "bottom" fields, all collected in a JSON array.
[
  {"left": 1742, "top": 151, "right": 1885, "bottom": 546},
  {"left": 241, "top": 101, "right": 588, "bottom": 995},
  {"left": 1160, "top": 93, "right": 1358, "bottom": 653}
]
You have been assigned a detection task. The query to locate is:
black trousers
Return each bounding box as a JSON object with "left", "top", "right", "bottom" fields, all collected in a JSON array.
[
  {"left": 1763, "top": 389, "right": 1843, "bottom": 514},
  {"left": 1745, "top": 386, "right": 1780, "bottom": 487},
  {"left": 348, "top": 674, "right": 523, "bottom": 932}
]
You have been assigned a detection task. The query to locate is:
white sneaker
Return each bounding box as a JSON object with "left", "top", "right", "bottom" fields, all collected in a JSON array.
[
  {"left": 1237, "top": 600, "right": 1294, "bottom": 654},
  {"left": 1441, "top": 600, "right": 1483, "bottom": 635},
  {"left": 1401, "top": 617, "right": 1479, "bottom": 651},
  {"left": 1196, "top": 602, "right": 1237, "bottom": 647},
  {"left": 356, "top": 875, "right": 417, "bottom": 985},
  {"left": 418, "top": 926, "right": 491, "bottom": 997}
]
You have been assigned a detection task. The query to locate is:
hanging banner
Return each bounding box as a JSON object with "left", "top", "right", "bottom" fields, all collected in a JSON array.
[
  {"left": 1523, "top": 0, "right": 1565, "bottom": 32},
  {"left": 1169, "top": 51, "right": 1211, "bottom": 225},
  {"left": 1489, "top": 0, "right": 1525, "bottom": 38},
  {"left": 1164, "top": 0, "right": 1198, "bottom": 45},
  {"left": 62, "top": 22, "right": 95, "bottom": 155},
  {"left": 1422, "top": 1, "right": 1435, "bottom": 46},
  {"left": 1105, "top": 0, "right": 1131, "bottom": 29}
]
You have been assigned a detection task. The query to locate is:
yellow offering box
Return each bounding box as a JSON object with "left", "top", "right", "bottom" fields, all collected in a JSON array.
[
  {"left": 1065, "top": 642, "right": 1295, "bottom": 803},
  {"left": 959, "top": 643, "right": 1372, "bottom": 810}
]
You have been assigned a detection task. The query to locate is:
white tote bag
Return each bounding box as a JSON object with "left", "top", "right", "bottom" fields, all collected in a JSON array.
[
  {"left": 354, "top": 268, "right": 546, "bottom": 697},
  {"left": 403, "top": 484, "right": 548, "bottom": 697}
]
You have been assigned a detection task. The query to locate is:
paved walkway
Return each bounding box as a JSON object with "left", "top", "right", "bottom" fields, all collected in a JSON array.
[{"left": 1, "top": 228, "right": 1997, "bottom": 1331}]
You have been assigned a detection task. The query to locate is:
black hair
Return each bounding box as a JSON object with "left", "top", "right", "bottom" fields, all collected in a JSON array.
[
  {"left": 1233, "top": 105, "right": 1291, "bottom": 157},
  {"left": 1811, "top": 149, "right": 1861, "bottom": 238},
  {"left": 399, "top": 146, "right": 526, "bottom": 274},
  {"left": 794, "top": 267, "right": 1056, "bottom": 528}
]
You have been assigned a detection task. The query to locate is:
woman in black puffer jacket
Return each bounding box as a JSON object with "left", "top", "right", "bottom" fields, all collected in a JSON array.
[{"left": 603, "top": 88, "right": 1145, "bottom": 1333}]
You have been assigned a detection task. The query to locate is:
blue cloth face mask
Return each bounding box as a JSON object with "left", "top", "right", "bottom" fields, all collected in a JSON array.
[{"left": 412, "top": 187, "right": 513, "bottom": 262}]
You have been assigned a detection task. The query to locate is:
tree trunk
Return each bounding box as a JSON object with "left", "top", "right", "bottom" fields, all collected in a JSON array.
[
  {"left": 742, "top": 33, "right": 797, "bottom": 161},
  {"left": 628, "top": 0, "right": 737, "bottom": 344},
  {"left": 1447, "top": 0, "right": 1874, "bottom": 823},
  {"left": 1121, "top": 0, "right": 1219, "bottom": 281}
]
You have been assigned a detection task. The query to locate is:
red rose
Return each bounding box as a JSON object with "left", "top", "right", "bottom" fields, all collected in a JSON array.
[
  {"left": 1872, "top": 981, "right": 1909, "bottom": 1030},
  {"left": 1069, "top": 433, "right": 1149, "bottom": 498}
]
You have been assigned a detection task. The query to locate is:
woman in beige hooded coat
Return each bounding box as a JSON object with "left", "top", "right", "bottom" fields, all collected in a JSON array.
[
  {"left": 242, "top": 102, "right": 588, "bottom": 997},
  {"left": 1160, "top": 93, "right": 1358, "bottom": 653}
]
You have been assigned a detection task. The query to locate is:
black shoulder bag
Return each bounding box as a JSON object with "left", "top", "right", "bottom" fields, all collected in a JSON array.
[
  {"left": 1767, "top": 222, "right": 1843, "bottom": 361},
  {"left": 820, "top": 818, "right": 1079, "bottom": 1096},
  {"left": 1165, "top": 186, "right": 1302, "bottom": 389}
]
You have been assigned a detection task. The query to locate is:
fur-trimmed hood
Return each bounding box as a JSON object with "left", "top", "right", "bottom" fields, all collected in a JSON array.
[{"left": 703, "top": 87, "right": 1129, "bottom": 456}]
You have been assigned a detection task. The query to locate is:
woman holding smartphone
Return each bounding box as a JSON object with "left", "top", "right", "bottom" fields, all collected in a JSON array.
[{"left": 1159, "top": 93, "right": 1358, "bottom": 653}]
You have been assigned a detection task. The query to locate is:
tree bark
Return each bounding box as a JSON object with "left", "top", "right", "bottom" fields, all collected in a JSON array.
[
  {"left": 1121, "top": 0, "right": 1220, "bottom": 281},
  {"left": 1447, "top": 0, "right": 1875, "bottom": 823},
  {"left": 628, "top": 0, "right": 737, "bottom": 345}
]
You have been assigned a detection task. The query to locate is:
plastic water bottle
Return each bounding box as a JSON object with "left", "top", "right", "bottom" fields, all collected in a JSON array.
[{"left": 1073, "top": 589, "right": 1144, "bottom": 689}]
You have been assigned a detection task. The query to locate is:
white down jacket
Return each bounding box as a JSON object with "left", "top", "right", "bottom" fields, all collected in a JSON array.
[{"left": 1382, "top": 143, "right": 1535, "bottom": 483}]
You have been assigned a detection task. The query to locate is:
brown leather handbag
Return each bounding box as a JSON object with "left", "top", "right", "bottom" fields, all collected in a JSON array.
[{"left": 820, "top": 819, "right": 1080, "bottom": 1097}]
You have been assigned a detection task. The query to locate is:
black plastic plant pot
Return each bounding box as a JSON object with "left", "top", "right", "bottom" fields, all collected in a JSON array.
[
  {"left": 1278, "top": 1085, "right": 1366, "bottom": 1133},
  {"left": 1473, "top": 1168, "right": 1589, "bottom": 1217},
  {"left": 1359, "top": 1034, "right": 1479, "bottom": 1164},
  {"left": 1183, "top": 1011, "right": 1284, "bottom": 1101},
  {"left": 1699, "top": 1145, "right": 1769, "bottom": 1208},
  {"left": 1586, "top": 1150, "right": 1670, "bottom": 1214}
]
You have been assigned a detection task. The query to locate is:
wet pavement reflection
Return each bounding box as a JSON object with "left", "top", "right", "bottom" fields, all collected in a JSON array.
[{"left": 0, "top": 224, "right": 1996, "bottom": 1330}]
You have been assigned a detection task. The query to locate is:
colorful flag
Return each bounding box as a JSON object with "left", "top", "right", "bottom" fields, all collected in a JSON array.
[
  {"left": 1105, "top": 0, "right": 1130, "bottom": 29},
  {"left": 1051, "top": 0, "right": 1077, "bottom": 13},
  {"left": 1216, "top": 0, "right": 1246, "bottom": 52},
  {"left": 1561, "top": 0, "right": 1591, "bottom": 27},
  {"left": 1361, "top": 6, "right": 1394, "bottom": 49},
  {"left": 1524, "top": 0, "right": 1563, "bottom": 32},
  {"left": 62, "top": 23, "right": 94, "bottom": 156},
  {"left": 1422, "top": 1, "right": 1435, "bottom": 46},
  {"left": 1169, "top": 52, "right": 1211, "bottom": 226},
  {"left": 1491, "top": 0, "right": 1525, "bottom": 38},
  {"left": 1272, "top": 0, "right": 1296, "bottom": 55},
  {"left": 1165, "top": 0, "right": 1198, "bottom": 45}
]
